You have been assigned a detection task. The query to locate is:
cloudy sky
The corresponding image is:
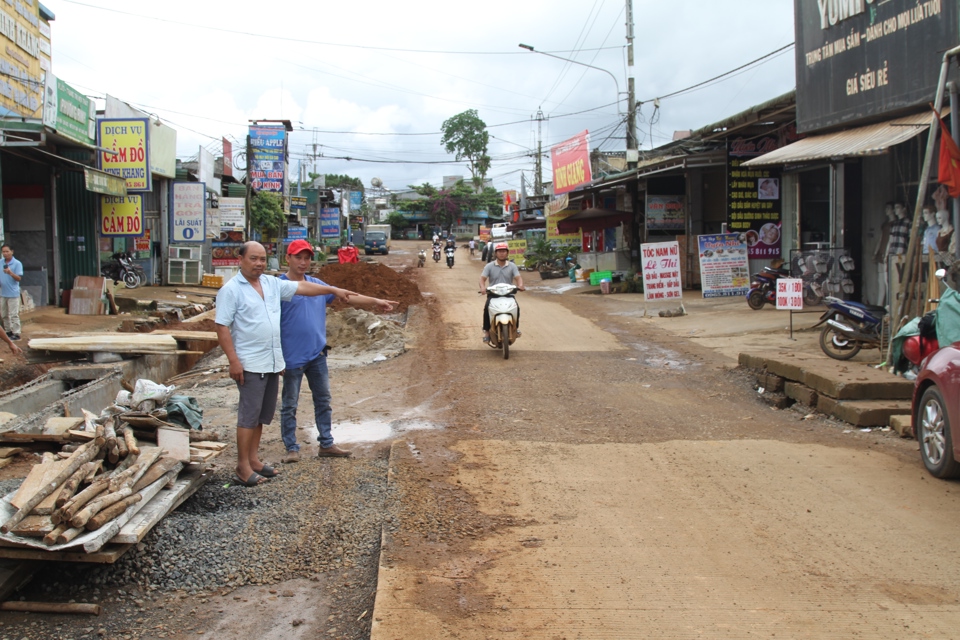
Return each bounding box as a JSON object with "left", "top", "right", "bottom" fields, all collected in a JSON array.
[{"left": 45, "top": 0, "right": 796, "bottom": 194}]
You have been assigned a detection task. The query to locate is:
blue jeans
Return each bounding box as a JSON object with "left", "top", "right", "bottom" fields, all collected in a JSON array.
[{"left": 280, "top": 352, "right": 333, "bottom": 451}]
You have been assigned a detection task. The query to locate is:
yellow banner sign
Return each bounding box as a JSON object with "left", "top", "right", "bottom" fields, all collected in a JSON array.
[
  {"left": 97, "top": 119, "right": 151, "bottom": 192},
  {"left": 547, "top": 209, "right": 581, "bottom": 247},
  {"left": 100, "top": 195, "right": 143, "bottom": 237}
]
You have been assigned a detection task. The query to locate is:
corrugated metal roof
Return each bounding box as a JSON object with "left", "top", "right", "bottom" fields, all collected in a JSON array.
[{"left": 743, "top": 111, "right": 933, "bottom": 167}]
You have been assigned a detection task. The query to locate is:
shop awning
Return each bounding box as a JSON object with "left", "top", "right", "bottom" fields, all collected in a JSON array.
[
  {"left": 507, "top": 218, "right": 546, "bottom": 232},
  {"left": 743, "top": 111, "right": 934, "bottom": 167},
  {"left": 556, "top": 208, "right": 632, "bottom": 234}
]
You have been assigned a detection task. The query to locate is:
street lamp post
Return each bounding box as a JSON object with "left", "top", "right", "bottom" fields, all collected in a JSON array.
[{"left": 518, "top": 44, "right": 621, "bottom": 110}]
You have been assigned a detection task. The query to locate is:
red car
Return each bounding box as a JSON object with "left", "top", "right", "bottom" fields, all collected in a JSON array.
[{"left": 913, "top": 343, "right": 960, "bottom": 478}]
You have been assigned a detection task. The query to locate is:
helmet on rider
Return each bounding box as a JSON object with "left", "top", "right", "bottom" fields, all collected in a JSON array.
[{"left": 494, "top": 242, "right": 509, "bottom": 252}]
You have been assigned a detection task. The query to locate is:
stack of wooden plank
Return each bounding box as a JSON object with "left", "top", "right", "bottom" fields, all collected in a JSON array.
[
  {"left": 68, "top": 276, "right": 108, "bottom": 315},
  {"left": 28, "top": 334, "right": 180, "bottom": 355}
]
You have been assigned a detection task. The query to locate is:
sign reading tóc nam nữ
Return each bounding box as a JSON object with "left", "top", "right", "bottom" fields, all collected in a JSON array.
[
  {"left": 97, "top": 119, "right": 151, "bottom": 192},
  {"left": 550, "top": 130, "right": 592, "bottom": 195},
  {"left": 640, "top": 241, "right": 682, "bottom": 302},
  {"left": 171, "top": 182, "right": 206, "bottom": 243},
  {"left": 100, "top": 195, "right": 143, "bottom": 237},
  {"left": 776, "top": 278, "right": 804, "bottom": 310}
]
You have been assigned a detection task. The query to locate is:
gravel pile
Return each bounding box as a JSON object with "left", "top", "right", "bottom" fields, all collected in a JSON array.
[{"left": 45, "top": 458, "right": 393, "bottom": 597}]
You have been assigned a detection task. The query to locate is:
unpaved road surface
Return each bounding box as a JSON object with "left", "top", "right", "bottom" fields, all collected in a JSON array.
[{"left": 2, "top": 241, "right": 960, "bottom": 640}]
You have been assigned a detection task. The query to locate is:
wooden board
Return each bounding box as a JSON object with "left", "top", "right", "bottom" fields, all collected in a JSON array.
[
  {"left": 9, "top": 459, "right": 70, "bottom": 510},
  {"left": 0, "top": 432, "right": 78, "bottom": 444},
  {"left": 157, "top": 427, "right": 190, "bottom": 462},
  {"left": 28, "top": 335, "right": 178, "bottom": 353},
  {"left": 69, "top": 277, "right": 106, "bottom": 316},
  {"left": 0, "top": 412, "right": 17, "bottom": 427},
  {"left": 112, "top": 466, "right": 207, "bottom": 545},
  {"left": 189, "top": 441, "right": 227, "bottom": 451},
  {"left": 189, "top": 449, "right": 219, "bottom": 463},
  {"left": 10, "top": 515, "right": 54, "bottom": 537},
  {"left": 0, "top": 544, "right": 132, "bottom": 564},
  {"left": 41, "top": 417, "right": 84, "bottom": 436},
  {"left": 152, "top": 330, "right": 218, "bottom": 341},
  {"left": 0, "top": 458, "right": 11, "bottom": 470},
  {"left": 0, "top": 447, "right": 24, "bottom": 458}
]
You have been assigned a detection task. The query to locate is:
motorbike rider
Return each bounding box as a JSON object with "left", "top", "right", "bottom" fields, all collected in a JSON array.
[{"left": 479, "top": 242, "right": 525, "bottom": 343}]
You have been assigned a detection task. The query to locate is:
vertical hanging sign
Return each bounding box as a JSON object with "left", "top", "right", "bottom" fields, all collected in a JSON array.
[
  {"left": 170, "top": 182, "right": 206, "bottom": 243},
  {"left": 97, "top": 119, "right": 151, "bottom": 192}
]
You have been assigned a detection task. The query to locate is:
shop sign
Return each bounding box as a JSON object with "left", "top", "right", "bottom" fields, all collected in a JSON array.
[
  {"left": 0, "top": 3, "right": 43, "bottom": 119},
  {"left": 100, "top": 195, "right": 143, "bottom": 237},
  {"left": 222, "top": 138, "right": 233, "bottom": 177},
  {"left": 219, "top": 196, "right": 245, "bottom": 230},
  {"left": 697, "top": 233, "right": 750, "bottom": 298},
  {"left": 776, "top": 278, "right": 804, "bottom": 310},
  {"left": 320, "top": 207, "right": 340, "bottom": 239},
  {"left": 506, "top": 239, "right": 527, "bottom": 262},
  {"left": 134, "top": 229, "right": 151, "bottom": 259},
  {"left": 170, "top": 182, "right": 205, "bottom": 243},
  {"left": 212, "top": 241, "right": 241, "bottom": 267},
  {"left": 640, "top": 241, "right": 682, "bottom": 301},
  {"left": 43, "top": 75, "right": 95, "bottom": 146},
  {"left": 796, "top": 0, "right": 959, "bottom": 133},
  {"left": 550, "top": 130, "right": 592, "bottom": 195},
  {"left": 546, "top": 209, "right": 582, "bottom": 247},
  {"left": 83, "top": 167, "right": 126, "bottom": 197},
  {"left": 287, "top": 225, "right": 307, "bottom": 240},
  {"left": 546, "top": 194, "right": 569, "bottom": 216},
  {"left": 350, "top": 191, "right": 362, "bottom": 210},
  {"left": 290, "top": 196, "right": 307, "bottom": 210},
  {"left": 249, "top": 126, "right": 285, "bottom": 193},
  {"left": 727, "top": 137, "right": 781, "bottom": 259},
  {"left": 97, "top": 118, "right": 151, "bottom": 192},
  {"left": 646, "top": 195, "right": 685, "bottom": 231}
]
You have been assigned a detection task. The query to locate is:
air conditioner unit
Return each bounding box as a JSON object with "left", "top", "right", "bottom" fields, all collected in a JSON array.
[{"left": 168, "top": 246, "right": 201, "bottom": 260}]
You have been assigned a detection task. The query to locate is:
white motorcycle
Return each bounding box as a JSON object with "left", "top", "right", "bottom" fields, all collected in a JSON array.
[
  {"left": 484, "top": 283, "right": 520, "bottom": 359},
  {"left": 445, "top": 246, "right": 456, "bottom": 268}
]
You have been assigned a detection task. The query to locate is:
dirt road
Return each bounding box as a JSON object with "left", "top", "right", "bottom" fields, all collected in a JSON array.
[{"left": 371, "top": 242, "right": 960, "bottom": 639}]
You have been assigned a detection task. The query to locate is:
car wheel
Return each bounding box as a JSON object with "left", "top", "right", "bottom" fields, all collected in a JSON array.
[{"left": 917, "top": 386, "right": 960, "bottom": 478}]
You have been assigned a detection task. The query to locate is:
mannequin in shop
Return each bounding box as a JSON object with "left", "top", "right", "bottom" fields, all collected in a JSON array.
[
  {"left": 934, "top": 184, "right": 955, "bottom": 255},
  {"left": 923, "top": 205, "right": 941, "bottom": 254},
  {"left": 873, "top": 202, "right": 896, "bottom": 306}
]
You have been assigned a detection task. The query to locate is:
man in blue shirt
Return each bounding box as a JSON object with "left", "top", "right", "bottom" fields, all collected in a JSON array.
[
  {"left": 279, "top": 239, "right": 397, "bottom": 463},
  {"left": 215, "top": 241, "right": 357, "bottom": 487},
  {"left": 1, "top": 244, "right": 23, "bottom": 341}
]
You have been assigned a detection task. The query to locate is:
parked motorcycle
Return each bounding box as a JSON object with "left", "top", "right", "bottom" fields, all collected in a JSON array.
[
  {"left": 417, "top": 250, "right": 426, "bottom": 268},
  {"left": 814, "top": 296, "right": 887, "bottom": 360},
  {"left": 484, "top": 283, "right": 520, "bottom": 359},
  {"left": 432, "top": 244, "right": 441, "bottom": 263},
  {"left": 100, "top": 252, "right": 145, "bottom": 288},
  {"left": 746, "top": 265, "right": 790, "bottom": 310},
  {"left": 445, "top": 246, "right": 456, "bottom": 268}
]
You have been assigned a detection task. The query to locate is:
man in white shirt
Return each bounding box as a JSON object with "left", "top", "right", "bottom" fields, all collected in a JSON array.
[{"left": 215, "top": 241, "right": 355, "bottom": 487}]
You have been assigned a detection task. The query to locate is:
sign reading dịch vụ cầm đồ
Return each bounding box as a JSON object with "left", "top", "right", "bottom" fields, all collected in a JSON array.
[{"left": 97, "top": 119, "right": 151, "bottom": 193}]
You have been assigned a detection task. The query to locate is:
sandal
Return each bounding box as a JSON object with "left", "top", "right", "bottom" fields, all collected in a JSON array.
[
  {"left": 256, "top": 464, "right": 279, "bottom": 478},
  {"left": 482, "top": 336, "right": 490, "bottom": 343},
  {"left": 234, "top": 472, "right": 267, "bottom": 487}
]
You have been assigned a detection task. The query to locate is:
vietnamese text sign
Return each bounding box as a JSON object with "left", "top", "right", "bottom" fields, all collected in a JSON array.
[
  {"left": 287, "top": 226, "right": 307, "bottom": 240},
  {"left": 546, "top": 209, "right": 582, "bottom": 247},
  {"left": 290, "top": 196, "right": 307, "bottom": 210},
  {"left": 44, "top": 75, "right": 95, "bottom": 146},
  {"left": 641, "top": 241, "right": 682, "bottom": 301},
  {"left": 728, "top": 137, "right": 782, "bottom": 260},
  {"left": 697, "top": 234, "right": 750, "bottom": 298},
  {"left": 134, "top": 229, "right": 151, "bottom": 259},
  {"left": 97, "top": 119, "right": 151, "bottom": 192},
  {"left": 796, "top": 0, "right": 958, "bottom": 133},
  {"left": 218, "top": 197, "right": 245, "bottom": 230},
  {"left": 776, "top": 278, "right": 804, "bottom": 310},
  {"left": 100, "top": 195, "right": 143, "bottom": 237},
  {"left": 550, "top": 130, "right": 592, "bottom": 195},
  {"left": 0, "top": 2, "right": 44, "bottom": 119},
  {"left": 646, "top": 195, "right": 685, "bottom": 231},
  {"left": 170, "top": 182, "right": 206, "bottom": 243},
  {"left": 84, "top": 168, "right": 126, "bottom": 197},
  {"left": 249, "top": 126, "right": 285, "bottom": 193},
  {"left": 320, "top": 207, "right": 341, "bottom": 239}
]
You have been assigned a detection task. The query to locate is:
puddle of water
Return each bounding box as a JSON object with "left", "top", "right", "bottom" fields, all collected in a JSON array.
[
  {"left": 626, "top": 341, "right": 695, "bottom": 370},
  {"left": 302, "top": 418, "right": 442, "bottom": 443}
]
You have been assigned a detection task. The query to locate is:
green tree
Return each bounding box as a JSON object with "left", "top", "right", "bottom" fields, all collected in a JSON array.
[
  {"left": 385, "top": 211, "right": 408, "bottom": 236},
  {"left": 250, "top": 191, "right": 284, "bottom": 237},
  {"left": 440, "top": 110, "right": 491, "bottom": 193}
]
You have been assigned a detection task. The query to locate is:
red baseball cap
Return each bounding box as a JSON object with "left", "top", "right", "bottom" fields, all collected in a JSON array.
[{"left": 286, "top": 239, "right": 315, "bottom": 256}]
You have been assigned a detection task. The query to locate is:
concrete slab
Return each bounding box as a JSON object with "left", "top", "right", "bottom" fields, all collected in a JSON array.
[
  {"left": 784, "top": 381, "right": 818, "bottom": 407},
  {"left": 817, "top": 396, "right": 912, "bottom": 427},
  {"left": 890, "top": 414, "right": 914, "bottom": 438},
  {"left": 744, "top": 351, "right": 913, "bottom": 400}
]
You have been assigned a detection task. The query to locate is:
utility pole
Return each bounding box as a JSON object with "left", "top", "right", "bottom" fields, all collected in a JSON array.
[
  {"left": 534, "top": 108, "right": 545, "bottom": 196},
  {"left": 625, "top": 0, "right": 641, "bottom": 267}
]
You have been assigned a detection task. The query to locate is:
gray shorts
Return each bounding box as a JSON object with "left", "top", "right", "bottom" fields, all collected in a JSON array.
[{"left": 236, "top": 372, "right": 280, "bottom": 428}]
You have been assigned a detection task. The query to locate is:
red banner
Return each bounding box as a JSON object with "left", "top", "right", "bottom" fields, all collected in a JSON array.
[{"left": 551, "top": 130, "right": 592, "bottom": 195}]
